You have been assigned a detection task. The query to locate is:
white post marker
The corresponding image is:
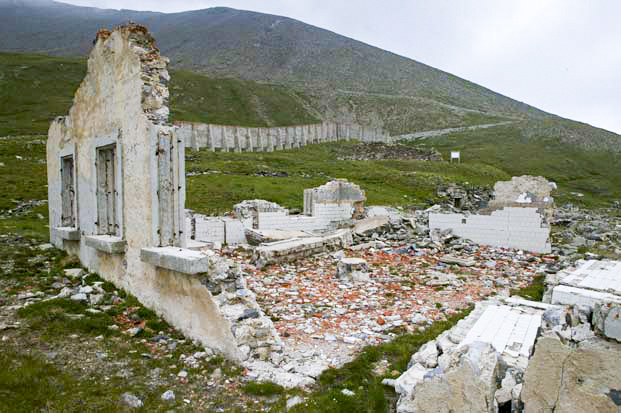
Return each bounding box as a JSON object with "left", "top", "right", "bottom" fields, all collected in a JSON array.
[{"left": 450, "top": 151, "right": 461, "bottom": 163}]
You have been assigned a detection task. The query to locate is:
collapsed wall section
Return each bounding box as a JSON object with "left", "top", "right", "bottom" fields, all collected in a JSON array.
[
  {"left": 187, "top": 180, "right": 364, "bottom": 246},
  {"left": 429, "top": 207, "right": 551, "bottom": 253}
]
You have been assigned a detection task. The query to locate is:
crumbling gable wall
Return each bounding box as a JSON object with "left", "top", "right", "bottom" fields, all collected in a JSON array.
[{"left": 47, "top": 24, "right": 242, "bottom": 359}]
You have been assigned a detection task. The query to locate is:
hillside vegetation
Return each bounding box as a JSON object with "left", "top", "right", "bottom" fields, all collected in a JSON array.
[
  {"left": 0, "top": 53, "right": 318, "bottom": 136},
  {"left": 1, "top": 51, "right": 620, "bottom": 207},
  {"left": 2, "top": 1, "right": 620, "bottom": 153}
]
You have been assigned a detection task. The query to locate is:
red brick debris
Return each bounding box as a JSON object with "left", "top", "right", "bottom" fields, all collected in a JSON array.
[{"left": 225, "top": 243, "right": 555, "bottom": 359}]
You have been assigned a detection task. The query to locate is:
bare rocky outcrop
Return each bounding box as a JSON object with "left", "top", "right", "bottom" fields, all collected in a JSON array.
[
  {"left": 522, "top": 335, "right": 621, "bottom": 412},
  {"left": 489, "top": 175, "right": 556, "bottom": 211}
]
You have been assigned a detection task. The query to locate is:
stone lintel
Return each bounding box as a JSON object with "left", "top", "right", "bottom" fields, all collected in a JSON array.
[
  {"left": 55, "top": 226, "right": 81, "bottom": 241},
  {"left": 85, "top": 235, "right": 127, "bottom": 254},
  {"left": 140, "top": 246, "right": 210, "bottom": 274}
]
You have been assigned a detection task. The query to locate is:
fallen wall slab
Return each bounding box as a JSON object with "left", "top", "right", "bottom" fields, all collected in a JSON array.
[
  {"left": 388, "top": 299, "right": 548, "bottom": 413},
  {"left": 547, "top": 259, "right": 621, "bottom": 307},
  {"left": 253, "top": 229, "right": 352, "bottom": 265}
]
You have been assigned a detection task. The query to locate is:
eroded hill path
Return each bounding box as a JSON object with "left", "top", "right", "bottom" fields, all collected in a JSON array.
[{"left": 395, "top": 120, "right": 517, "bottom": 141}]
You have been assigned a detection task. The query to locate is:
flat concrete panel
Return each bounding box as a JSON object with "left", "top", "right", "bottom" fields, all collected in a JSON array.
[{"left": 460, "top": 305, "right": 542, "bottom": 358}]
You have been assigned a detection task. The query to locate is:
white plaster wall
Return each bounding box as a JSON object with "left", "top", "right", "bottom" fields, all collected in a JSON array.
[
  {"left": 429, "top": 207, "right": 551, "bottom": 253},
  {"left": 47, "top": 27, "right": 240, "bottom": 360}
]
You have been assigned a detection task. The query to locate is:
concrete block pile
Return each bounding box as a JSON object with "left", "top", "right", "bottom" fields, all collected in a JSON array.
[{"left": 389, "top": 296, "right": 621, "bottom": 412}]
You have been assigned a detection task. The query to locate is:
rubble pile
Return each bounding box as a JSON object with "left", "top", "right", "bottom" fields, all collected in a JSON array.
[
  {"left": 228, "top": 237, "right": 559, "bottom": 369},
  {"left": 552, "top": 207, "right": 621, "bottom": 257},
  {"left": 436, "top": 183, "right": 494, "bottom": 211},
  {"left": 197, "top": 252, "right": 282, "bottom": 362},
  {"left": 335, "top": 143, "right": 442, "bottom": 161},
  {"left": 388, "top": 296, "right": 621, "bottom": 413}
]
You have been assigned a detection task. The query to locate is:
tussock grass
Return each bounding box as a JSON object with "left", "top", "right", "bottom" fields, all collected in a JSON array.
[
  {"left": 185, "top": 142, "right": 508, "bottom": 214},
  {"left": 510, "top": 275, "right": 546, "bottom": 302},
  {"left": 242, "top": 381, "right": 285, "bottom": 396},
  {"left": 18, "top": 297, "right": 119, "bottom": 337},
  {"left": 291, "top": 308, "right": 472, "bottom": 412}
]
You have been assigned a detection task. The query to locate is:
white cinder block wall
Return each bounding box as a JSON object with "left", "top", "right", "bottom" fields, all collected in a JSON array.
[
  {"left": 255, "top": 203, "right": 352, "bottom": 232},
  {"left": 429, "top": 207, "right": 551, "bottom": 253},
  {"left": 188, "top": 202, "right": 354, "bottom": 245}
]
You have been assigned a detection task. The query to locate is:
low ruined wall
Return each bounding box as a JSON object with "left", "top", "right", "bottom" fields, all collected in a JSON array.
[
  {"left": 175, "top": 121, "right": 392, "bottom": 152},
  {"left": 429, "top": 207, "right": 551, "bottom": 253},
  {"left": 188, "top": 215, "right": 246, "bottom": 246}
]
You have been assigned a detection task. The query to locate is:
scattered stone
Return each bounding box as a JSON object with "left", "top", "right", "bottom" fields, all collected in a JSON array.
[
  {"left": 440, "top": 254, "right": 475, "bottom": 267},
  {"left": 70, "top": 293, "right": 87, "bottom": 301},
  {"left": 336, "top": 258, "right": 370, "bottom": 282},
  {"left": 121, "top": 392, "right": 143, "bottom": 408},
  {"left": 286, "top": 395, "right": 304, "bottom": 409},
  {"left": 64, "top": 268, "right": 84, "bottom": 278},
  {"left": 161, "top": 390, "right": 175, "bottom": 401}
]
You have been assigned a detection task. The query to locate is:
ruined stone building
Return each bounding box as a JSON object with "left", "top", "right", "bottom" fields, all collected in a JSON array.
[{"left": 46, "top": 24, "right": 281, "bottom": 360}]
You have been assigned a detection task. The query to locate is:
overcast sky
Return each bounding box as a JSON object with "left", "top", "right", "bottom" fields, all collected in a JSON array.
[{"left": 61, "top": 0, "right": 621, "bottom": 135}]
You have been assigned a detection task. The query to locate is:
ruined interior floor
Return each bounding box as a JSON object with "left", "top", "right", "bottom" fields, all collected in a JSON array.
[{"left": 224, "top": 240, "right": 549, "bottom": 367}]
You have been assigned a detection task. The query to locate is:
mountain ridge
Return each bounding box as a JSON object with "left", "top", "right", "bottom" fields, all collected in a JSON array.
[{"left": 0, "top": 0, "right": 619, "bottom": 151}]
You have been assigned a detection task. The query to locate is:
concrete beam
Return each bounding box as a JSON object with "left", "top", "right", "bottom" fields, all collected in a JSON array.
[
  {"left": 55, "top": 226, "right": 81, "bottom": 241},
  {"left": 140, "top": 246, "right": 211, "bottom": 274},
  {"left": 84, "top": 235, "right": 126, "bottom": 254}
]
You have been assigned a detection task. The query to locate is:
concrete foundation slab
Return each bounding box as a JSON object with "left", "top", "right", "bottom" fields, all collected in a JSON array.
[{"left": 549, "top": 260, "right": 621, "bottom": 308}]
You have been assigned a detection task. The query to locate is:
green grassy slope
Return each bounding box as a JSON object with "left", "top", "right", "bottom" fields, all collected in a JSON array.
[
  {"left": 170, "top": 69, "right": 319, "bottom": 126},
  {"left": 0, "top": 53, "right": 86, "bottom": 136},
  {"left": 185, "top": 142, "right": 509, "bottom": 215},
  {"left": 416, "top": 123, "right": 621, "bottom": 207},
  {"left": 0, "top": 53, "right": 318, "bottom": 136}
]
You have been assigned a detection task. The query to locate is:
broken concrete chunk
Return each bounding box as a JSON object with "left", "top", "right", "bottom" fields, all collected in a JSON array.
[
  {"left": 405, "top": 342, "right": 501, "bottom": 413},
  {"left": 489, "top": 175, "right": 555, "bottom": 211},
  {"left": 336, "top": 257, "right": 370, "bottom": 282},
  {"left": 412, "top": 340, "right": 438, "bottom": 369},
  {"left": 64, "top": 268, "right": 84, "bottom": 278},
  {"left": 522, "top": 335, "right": 621, "bottom": 412},
  {"left": 440, "top": 254, "right": 475, "bottom": 267},
  {"left": 593, "top": 303, "right": 621, "bottom": 342}
]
